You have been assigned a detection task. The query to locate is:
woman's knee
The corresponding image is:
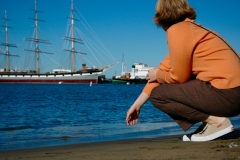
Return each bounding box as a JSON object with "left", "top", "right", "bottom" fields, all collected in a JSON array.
[
  {"left": 149, "top": 85, "right": 168, "bottom": 100},
  {"left": 149, "top": 86, "right": 163, "bottom": 107},
  {"left": 150, "top": 87, "right": 159, "bottom": 99}
]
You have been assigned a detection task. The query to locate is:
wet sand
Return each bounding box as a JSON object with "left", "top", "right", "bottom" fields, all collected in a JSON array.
[{"left": 0, "top": 130, "right": 239, "bottom": 160}]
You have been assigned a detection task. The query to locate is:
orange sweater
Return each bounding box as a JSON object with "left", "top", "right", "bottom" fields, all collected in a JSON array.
[{"left": 143, "top": 19, "right": 240, "bottom": 96}]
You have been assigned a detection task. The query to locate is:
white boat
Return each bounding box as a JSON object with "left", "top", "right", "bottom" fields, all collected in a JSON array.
[
  {"left": 129, "top": 62, "right": 155, "bottom": 79},
  {"left": 112, "top": 62, "right": 155, "bottom": 84},
  {"left": 0, "top": 0, "right": 115, "bottom": 84}
]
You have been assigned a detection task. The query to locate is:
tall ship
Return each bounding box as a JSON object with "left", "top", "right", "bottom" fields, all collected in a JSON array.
[{"left": 0, "top": 0, "right": 115, "bottom": 84}]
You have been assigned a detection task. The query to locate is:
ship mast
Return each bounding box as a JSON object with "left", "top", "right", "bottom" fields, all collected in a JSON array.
[
  {"left": 0, "top": 11, "right": 19, "bottom": 72},
  {"left": 63, "top": 0, "right": 85, "bottom": 72},
  {"left": 24, "top": 0, "right": 53, "bottom": 74}
]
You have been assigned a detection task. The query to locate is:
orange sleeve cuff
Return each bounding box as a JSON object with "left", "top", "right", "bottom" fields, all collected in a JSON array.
[
  {"left": 142, "top": 82, "right": 160, "bottom": 96},
  {"left": 156, "top": 69, "right": 167, "bottom": 83},
  {"left": 164, "top": 72, "right": 171, "bottom": 83},
  {"left": 156, "top": 70, "right": 171, "bottom": 83},
  {"left": 156, "top": 69, "right": 173, "bottom": 84}
]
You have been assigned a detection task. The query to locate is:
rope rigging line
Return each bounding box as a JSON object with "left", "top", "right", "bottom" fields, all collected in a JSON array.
[
  {"left": 75, "top": 7, "right": 116, "bottom": 62},
  {"left": 75, "top": 28, "right": 102, "bottom": 66},
  {"left": 75, "top": 27, "right": 111, "bottom": 65}
]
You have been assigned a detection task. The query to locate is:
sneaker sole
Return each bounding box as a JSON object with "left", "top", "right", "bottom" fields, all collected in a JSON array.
[
  {"left": 182, "top": 135, "right": 191, "bottom": 141},
  {"left": 191, "top": 125, "right": 234, "bottom": 142}
]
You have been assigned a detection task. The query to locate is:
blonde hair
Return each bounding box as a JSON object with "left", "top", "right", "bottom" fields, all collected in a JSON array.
[{"left": 154, "top": 0, "right": 196, "bottom": 29}]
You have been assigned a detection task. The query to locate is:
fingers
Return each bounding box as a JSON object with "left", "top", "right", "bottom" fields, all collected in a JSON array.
[
  {"left": 126, "top": 106, "right": 139, "bottom": 126},
  {"left": 147, "top": 68, "right": 158, "bottom": 82},
  {"left": 126, "top": 118, "right": 138, "bottom": 125},
  {"left": 126, "top": 114, "right": 138, "bottom": 125},
  {"left": 126, "top": 112, "right": 131, "bottom": 121}
]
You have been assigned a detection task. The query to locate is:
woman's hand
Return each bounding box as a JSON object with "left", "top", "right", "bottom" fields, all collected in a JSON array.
[
  {"left": 126, "top": 105, "right": 140, "bottom": 125},
  {"left": 126, "top": 92, "right": 149, "bottom": 126},
  {"left": 147, "top": 68, "right": 159, "bottom": 82}
]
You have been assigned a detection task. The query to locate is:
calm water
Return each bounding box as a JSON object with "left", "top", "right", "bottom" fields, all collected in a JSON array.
[{"left": 0, "top": 84, "right": 240, "bottom": 151}]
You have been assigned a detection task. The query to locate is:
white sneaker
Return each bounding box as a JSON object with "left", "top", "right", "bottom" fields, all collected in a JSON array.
[
  {"left": 191, "top": 118, "right": 234, "bottom": 142},
  {"left": 183, "top": 135, "right": 191, "bottom": 141},
  {"left": 182, "top": 123, "right": 207, "bottom": 141}
]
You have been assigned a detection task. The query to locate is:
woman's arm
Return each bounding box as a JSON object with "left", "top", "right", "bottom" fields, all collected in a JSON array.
[{"left": 126, "top": 92, "right": 149, "bottom": 125}]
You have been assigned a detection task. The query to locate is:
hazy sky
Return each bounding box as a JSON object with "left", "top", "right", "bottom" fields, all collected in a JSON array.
[{"left": 0, "top": 0, "right": 240, "bottom": 78}]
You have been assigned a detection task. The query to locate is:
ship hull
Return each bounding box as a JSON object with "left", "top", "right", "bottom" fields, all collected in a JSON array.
[
  {"left": 112, "top": 78, "right": 147, "bottom": 84},
  {"left": 0, "top": 72, "right": 102, "bottom": 84}
]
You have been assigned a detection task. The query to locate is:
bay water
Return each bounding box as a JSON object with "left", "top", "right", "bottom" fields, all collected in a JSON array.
[{"left": 0, "top": 84, "right": 240, "bottom": 151}]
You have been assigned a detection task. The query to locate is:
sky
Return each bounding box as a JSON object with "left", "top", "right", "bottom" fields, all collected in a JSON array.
[{"left": 0, "top": 0, "right": 240, "bottom": 78}]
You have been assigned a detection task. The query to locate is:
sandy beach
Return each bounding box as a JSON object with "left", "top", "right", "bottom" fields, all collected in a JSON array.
[{"left": 1, "top": 129, "right": 239, "bottom": 160}]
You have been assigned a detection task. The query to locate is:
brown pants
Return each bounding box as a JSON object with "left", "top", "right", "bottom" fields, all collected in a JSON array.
[{"left": 149, "top": 80, "right": 240, "bottom": 131}]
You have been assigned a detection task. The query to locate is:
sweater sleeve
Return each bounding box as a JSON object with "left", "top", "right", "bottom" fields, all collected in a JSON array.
[
  {"left": 159, "top": 54, "right": 171, "bottom": 71},
  {"left": 156, "top": 54, "right": 171, "bottom": 83},
  {"left": 143, "top": 22, "right": 196, "bottom": 95},
  {"left": 142, "top": 55, "right": 170, "bottom": 96},
  {"left": 164, "top": 22, "right": 195, "bottom": 83},
  {"left": 142, "top": 82, "right": 160, "bottom": 96}
]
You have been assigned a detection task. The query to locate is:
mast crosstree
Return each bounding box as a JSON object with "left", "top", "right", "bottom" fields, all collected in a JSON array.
[
  {"left": 0, "top": 11, "right": 19, "bottom": 72},
  {"left": 24, "top": 0, "right": 53, "bottom": 74},
  {"left": 63, "top": 0, "right": 86, "bottom": 73}
]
